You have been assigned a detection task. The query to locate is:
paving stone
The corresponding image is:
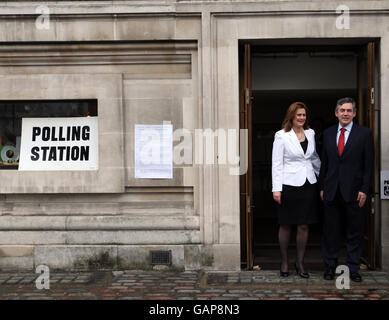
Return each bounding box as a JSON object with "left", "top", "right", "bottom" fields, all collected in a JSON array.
[
  {"left": 19, "top": 279, "right": 35, "bottom": 284},
  {"left": 6, "top": 280, "right": 21, "bottom": 284},
  {"left": 229, "top": 290, "right": 248, "bottom": 294},
  {"left": 252, "top": 294, "right": 265, "bottom": 297},
  {"left": 285, "top": 294, "right": 306, "bottom": 298},
  {"left": 0, "top": 269, "right": 389, "bottom": 300},
  {"left": 205, "top": 289, "right": 226, "bottom": 293}
]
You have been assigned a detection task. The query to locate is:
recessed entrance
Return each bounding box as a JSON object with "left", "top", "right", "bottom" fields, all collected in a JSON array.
[{"left": 239, "top": 39, "right": 379, "bottom": 271}]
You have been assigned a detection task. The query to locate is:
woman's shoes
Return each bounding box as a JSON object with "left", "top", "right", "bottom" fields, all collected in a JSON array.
[
  {"left": 280, "top": 263, "right": 290, "bottom": 277},
  {"left": 280, "top": 270, "right": 290, "bottom": 277},
  {"left": 295, "top": 262, "right": 309, "bottom": 279}
]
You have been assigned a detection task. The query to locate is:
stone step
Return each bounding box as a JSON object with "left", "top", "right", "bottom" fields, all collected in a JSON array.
[
  {"left": 1, "top": 191, "right": 194, "bottom": 202},
  {"left": 0, "top": 230, "right": 201, "bottom": 245},
  {"left": 0, "top": 215, "right": 200, "bottom": 231},
  {"left": 0, "top": 201, "right": 196, "bottom": 215}
]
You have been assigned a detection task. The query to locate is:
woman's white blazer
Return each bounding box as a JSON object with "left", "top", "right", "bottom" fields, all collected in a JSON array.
[{"left": 272, "top": 128, "right": 321, "bottom": 192}]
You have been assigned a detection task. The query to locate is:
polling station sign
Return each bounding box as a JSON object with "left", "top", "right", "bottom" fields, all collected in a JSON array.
[{"left": 18, "top": 117, "right": 98, "bottom": 171}]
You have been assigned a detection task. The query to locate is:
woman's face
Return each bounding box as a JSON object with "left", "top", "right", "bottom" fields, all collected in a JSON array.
[{"left": 292, "top": 108, "right": 306, "bottom": 128}]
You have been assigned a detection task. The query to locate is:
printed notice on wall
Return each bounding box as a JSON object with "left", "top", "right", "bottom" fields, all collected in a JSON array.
[
  {"left": 135, "top": 124, "right": 173, "bottom": 179},
  {"left": 18, "top": 117, "right": 99, "bottom": 171},
  {"left": 381, "top": 171, "right": 389, "bottom": 199}
]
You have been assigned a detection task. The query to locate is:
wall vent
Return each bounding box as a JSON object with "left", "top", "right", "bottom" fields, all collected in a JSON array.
[{"left": 150, "top": 250, "right": 172, "bottom": 265}]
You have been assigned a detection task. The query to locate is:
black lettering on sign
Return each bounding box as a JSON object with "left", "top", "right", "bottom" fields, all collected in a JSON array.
[
  {"left": 32, "top": 126, "right": 92, "bottom": 142},
  {"left": 42, "top": 127, "right": 50, "bottom": 141},
  {"left": 66, "top": 146, "right": 70, "bottom": 161},
  {"left": 58, "top": 127, "right": 66, "bottom": 141},
  {"left": 51, "top": 127, "right": 58, "bottom": 141},
  {"left": 71, "top": 146, "right": 79, "bottom": 160},
  {"left": 41, "top": 146, "right": 49, "bottom": 160},
  {"left": 57, "top": 146, "right": 66, "bottom": 160},
  {"left": 80, "top": 146, "right": 89, "bottom": 161},
  {"left": 32, "top": 127, "right": 41, "bottom": 142},
  {"left": 28, "top": 124, "right": 94, "bottom": 162},
  {"left": 30, "top": 146, "right": 91, "bottom": 162},
  {"left": 31, "top": 147, "right": 40, "bottom": 161},
  {"left": 48, "top": 147, "right": 57, "bottom": 161},
  {"left": 82, "top": 126, "right": 90, "bottom": 141},
  {"left": 72, "top": 126, "right": 81, "bottom": 141}
]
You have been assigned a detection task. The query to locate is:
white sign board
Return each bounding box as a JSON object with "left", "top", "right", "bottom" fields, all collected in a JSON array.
[
  {"left": 19, "top": 117, "right": 99, "bottom": 171},
  {"left": 381, "top": 171, "right": 389, "bottom": 199},
  {"left": 135, "top": 124, "right": 173, "bottom": 179}
]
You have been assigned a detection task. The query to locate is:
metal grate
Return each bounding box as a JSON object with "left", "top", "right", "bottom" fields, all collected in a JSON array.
[{"left": 150, "top": 250, "right": 172, "bottom": 265}]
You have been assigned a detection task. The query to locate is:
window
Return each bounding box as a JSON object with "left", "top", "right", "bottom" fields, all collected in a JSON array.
[{"left": 0, "top": 100, "right": 97, "bottom": 170}]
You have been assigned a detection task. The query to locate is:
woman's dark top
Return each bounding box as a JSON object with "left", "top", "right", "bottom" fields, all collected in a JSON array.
[{"left": 300, "top": 138, "right": 308, "bottom": 154}]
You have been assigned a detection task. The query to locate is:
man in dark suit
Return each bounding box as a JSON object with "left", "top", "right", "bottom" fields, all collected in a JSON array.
[{"left": 319, "top": 97, "right": 374, "bottom": 282}]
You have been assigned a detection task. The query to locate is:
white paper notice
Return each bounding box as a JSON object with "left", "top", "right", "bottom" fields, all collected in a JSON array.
[{"left": 135, "top": 124, "right": 173, "bottom": 179}]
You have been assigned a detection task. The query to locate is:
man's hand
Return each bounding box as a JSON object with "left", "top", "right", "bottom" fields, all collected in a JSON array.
[
  {"left": 320, "top": 190, "right": 324, "bottom": 201},
  {"left": 273, "top": 191, "right": 281, "bottom": 205},
  {"left": 357, "top": 192, "right": 367, "bottom": 208}
]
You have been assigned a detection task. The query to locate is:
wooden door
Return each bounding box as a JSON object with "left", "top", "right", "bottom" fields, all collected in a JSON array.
[
  {"left": 357, "top": 41, "right": 377, "bottom": 269},
  {"left": 239, "top": 43, "right": 254, "bottom": 269}
]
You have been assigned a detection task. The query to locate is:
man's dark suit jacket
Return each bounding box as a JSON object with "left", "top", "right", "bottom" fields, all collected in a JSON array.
[{"left": 318, "top": 123, "right": 374, "bottom": 202}]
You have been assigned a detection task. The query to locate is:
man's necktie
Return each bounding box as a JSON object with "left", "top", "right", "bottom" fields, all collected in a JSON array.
[{"left": 338, "top": 128, "right": 346, "bottom": 156}]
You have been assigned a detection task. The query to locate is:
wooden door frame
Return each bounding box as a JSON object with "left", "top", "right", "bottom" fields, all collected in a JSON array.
[
  {"left": 239, "top": 43, "right": 254, "bottom": 270},
  {"left": 364, "top": 41, "right": 378, "bottom": 269}
]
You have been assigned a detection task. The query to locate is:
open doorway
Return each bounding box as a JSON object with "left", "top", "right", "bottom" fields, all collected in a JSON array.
[{"left": 239, "top": 40, "right": 378, "bottom": 270}]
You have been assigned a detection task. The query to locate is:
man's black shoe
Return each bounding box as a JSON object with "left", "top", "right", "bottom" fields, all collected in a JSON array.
[
  {"left": 350, "top": 272, "right": 362, "bottom": 282},
  {"left": 324, "top": 268, "right": 335, "bottom": 280}
]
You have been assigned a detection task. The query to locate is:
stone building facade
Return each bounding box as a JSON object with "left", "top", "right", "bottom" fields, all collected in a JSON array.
[{"left": 0, "top": 0, "right": 388, "bottom": 271}]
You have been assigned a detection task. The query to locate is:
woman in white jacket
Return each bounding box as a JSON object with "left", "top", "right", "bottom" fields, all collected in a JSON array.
[{"left": 272, "top": 102, "right": 321, "bottom": 278}]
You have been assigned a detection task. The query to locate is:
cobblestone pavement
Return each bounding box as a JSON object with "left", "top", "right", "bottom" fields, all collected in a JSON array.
[{"left": 0, "top": 269, "right": 389, "bottom": 300}]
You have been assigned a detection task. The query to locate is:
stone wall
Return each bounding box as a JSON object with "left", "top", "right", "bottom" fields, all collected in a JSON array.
[{"left": 0, "top": 0, "right": 388, "bottom": 271}]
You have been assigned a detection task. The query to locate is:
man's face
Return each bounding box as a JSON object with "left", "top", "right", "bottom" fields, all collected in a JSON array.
[{"left": 335, "top": 102, "right": 356, "bottom": 127}]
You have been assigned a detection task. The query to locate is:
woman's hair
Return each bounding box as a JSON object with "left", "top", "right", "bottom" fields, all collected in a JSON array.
[{"left": 281, "top": 102, "right": 310, "bottom": 132}]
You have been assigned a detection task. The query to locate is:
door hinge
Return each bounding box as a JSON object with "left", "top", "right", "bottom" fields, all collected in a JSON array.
[
  {"left": 371, "top": 87, "right": 375, "bottom": 105},
  {"left": 247, "top": 196, "right": 255, "bottom": 213},
  {"left": 245, "top": 88, "right": 253, "bottom": 105}
]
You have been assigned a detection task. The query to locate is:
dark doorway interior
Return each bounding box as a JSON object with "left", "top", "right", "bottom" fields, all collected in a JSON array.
[{"left": 250, "top": 48, "right": 359, "bottom": 270}]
